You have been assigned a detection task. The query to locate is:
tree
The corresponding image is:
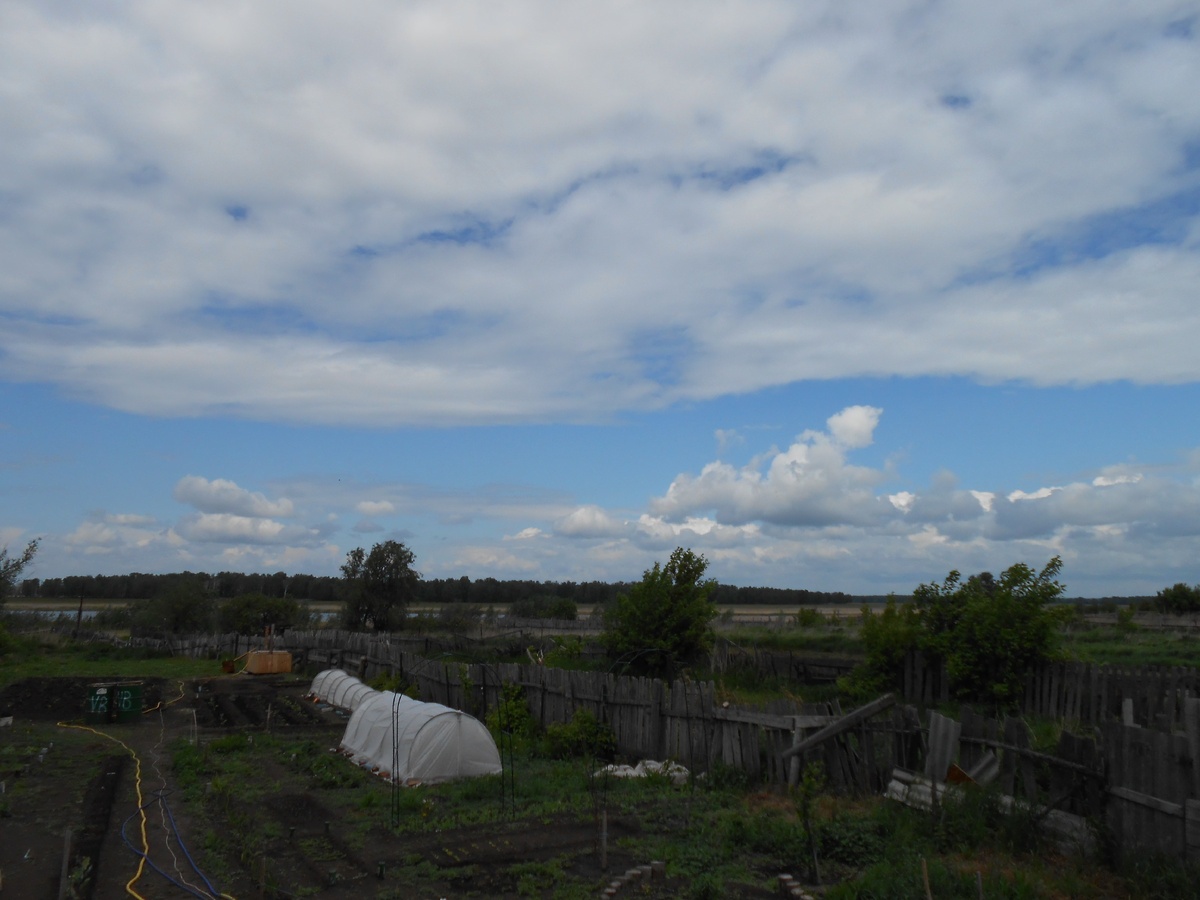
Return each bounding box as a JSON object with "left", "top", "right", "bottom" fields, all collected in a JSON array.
[
  {"left": 601, "top": 547, "right": 717, "bottom": 679},
  {"left": 340, "top": 540, "right": 420, "bottom": 632},
  {"left": 130, "top": 579, "right": 217, "bottom": 636},
  {"left": 218, "top": 592, "right": 303, "bottom": 635},
  {"left": 852, "top": 556, "right": 1068, "bottom": 707},
  {"left": 0, "top": 539, "right": 39, "bottom": 605},
  {"left": 1155, "top": 583, "right": 1200, "bottom": 615}
]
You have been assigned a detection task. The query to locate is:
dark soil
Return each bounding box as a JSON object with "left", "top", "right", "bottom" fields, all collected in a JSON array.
[{"left": 2, "top": 674, "right": 780, "bottom": 899}]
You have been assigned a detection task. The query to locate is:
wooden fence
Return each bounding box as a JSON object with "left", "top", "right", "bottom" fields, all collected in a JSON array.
[
  {"left": 709, "top": 640, "right": 858, "bottom": 683},
  {"left": 122, "top": 629, "right": 1200, "bottom": 862},
  {"left": 902, "top": 650, "right": 1200, "bottom": 732}
]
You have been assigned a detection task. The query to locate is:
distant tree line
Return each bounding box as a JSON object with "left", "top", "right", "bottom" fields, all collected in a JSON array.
[{"left": 18, "top": 571, "right": 857, "bottom": 607}]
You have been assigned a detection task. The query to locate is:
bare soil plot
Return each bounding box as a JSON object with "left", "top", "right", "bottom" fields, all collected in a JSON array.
[{"left": 4, "top": 673, "right": 784, "bottom": 899}]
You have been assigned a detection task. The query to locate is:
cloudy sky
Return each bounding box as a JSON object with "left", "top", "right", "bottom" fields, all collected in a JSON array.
[{"left": 3, "top": 1, "right": 1200, "bottom": 597}]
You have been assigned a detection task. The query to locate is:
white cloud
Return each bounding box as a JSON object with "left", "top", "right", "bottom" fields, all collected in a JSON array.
[
  {"left": 555, "top": 505, "right": 625, "bottom": 538},
  {"left": 1007, "top": 487, "right": 1060, "bottom": 502},
  {"left": 650, "top": 406, "right": 888, "bottom": 526},
  {"left": 0, "top": 4, "right": 1196, "bottom": 425},
  {"left": 827, "top": 406, "right": 882, "bottom": 449},
  {"left": 507, "top": 527, "right": 543, "bottom": 541},
  {"left": 970, "top": 491, "right": 995, "bottom": 513},
  {"left": 1093, "top": 473, "right": 1143, "bottom": 487},
  {"left": 504, "top": 411, "right": 1200, "bottom": 594},
  {"left": 356, "top": 500, "right": 395, "bottom": 516},
  {"left": 174, "top": 476, "right": 294, "bottom": 517},
  {"left": 177, "top": 513, "right": 290, "bottom": 545}
]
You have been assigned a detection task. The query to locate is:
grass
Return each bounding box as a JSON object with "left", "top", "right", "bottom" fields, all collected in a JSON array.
[
  {"left": 719, "top": 622, "right": 866, "bottom": 656},
  {"left": 5, "top": 638, "right": 1199, "bottom": 898},
  {"left": 1059, "top": 621, "right": 1200, "bottom": 668},
  {"left": 0, "top": 633, "right": 222, "bottom": 689}
]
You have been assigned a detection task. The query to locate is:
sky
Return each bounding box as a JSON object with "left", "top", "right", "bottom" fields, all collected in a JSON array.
[{"left": 3, "top": 2, "right": 1200, "bottom": 598}]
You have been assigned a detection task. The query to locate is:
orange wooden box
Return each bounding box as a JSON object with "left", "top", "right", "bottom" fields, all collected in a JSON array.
[{"left": 244, "top": 650, "right": 293, "bottom": 674}]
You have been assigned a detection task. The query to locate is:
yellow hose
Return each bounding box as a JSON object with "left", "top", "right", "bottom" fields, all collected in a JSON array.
[{"left": 56, "top": 722, "right": 150, "bottom": 900}]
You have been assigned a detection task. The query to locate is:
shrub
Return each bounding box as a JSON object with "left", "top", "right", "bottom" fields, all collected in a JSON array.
[
  {"left": 848, "top": 558, "right": 1067, "bottom": 707},
  {"left": 541, "top": 708, "right": 616, "bottom": 760},
  {"left": 486, "top": 683, "right": 538, "bottom": 744},
  {"left": 601, "top": 547, "right": 717, "bottom": 679}
]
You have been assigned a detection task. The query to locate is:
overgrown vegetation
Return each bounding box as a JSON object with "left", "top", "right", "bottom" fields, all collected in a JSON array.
[
  {"left": 159, "top": 718, "right": 1177, "bottom": 899},
  {"left": 1154, "top": 581, "right": 1200, "bottom": 614},
  {"left": 0, "top": 538, "right": 39, "bottom": 603},
  {"left": 601, "top": 547, "right": 718, "bottom": 679},
  {"left": 844, "top": 558, "right": 1070, "bottom": 707},
  {"left": 0, "top": 633, "right": 219, "bottom": 689}
]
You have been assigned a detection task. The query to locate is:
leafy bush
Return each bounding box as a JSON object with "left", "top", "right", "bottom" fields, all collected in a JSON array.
[
  {"left": 724, "top": 811, "right": 807, "bottom": 859},
  {"left": 1154, "top": 582, "right": 1200, "bottom": 615},
  {"left": 541, "top": 708, "right": 615, "bottom": 760},
  {"left": 217, "top": 592, "right": 303, "bottom": 634},
  {"left": 818, "top": 813, "right": 886, "bottom": 867},
  {"left": 840, "top": 598, "right": 920, "bottom": 699},
  {"left": 847, "top": 558, "right": 1067, "bottom": 707},
  {"left": 486, "top": 683, "right": 539, "bottom": 744},
  {"left": 794, "top": 607, "right": 826, "bottom": 628},
  {"left": 601, "top": 547, "right": 717, "bottom": 679}
]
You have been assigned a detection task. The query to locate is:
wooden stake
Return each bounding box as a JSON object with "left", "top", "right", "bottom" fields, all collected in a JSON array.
[
  {"left": 600, "top": 809, "right": 608, "bottom": 872},
  {"left": 921, "top": 857, "right": 933, "bottom": 900}
]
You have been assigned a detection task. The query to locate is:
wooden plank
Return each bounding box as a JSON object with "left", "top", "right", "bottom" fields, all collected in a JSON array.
[
  {"left": 1185, "top": 698, "right": 1200, "bottom": 797},
  {"left": 780, "top": 694, "right": 896, "bottom": 760},
  {"left": 1109, "top": 785, "right": 1183, "bottom": 817},
  {"left": 711, "top": 707, "right": 835, "bottom": 730},
  {"left": 924, "top": 712, "right": 961, "bottom": 782},
  {"left": 1186, "top": 799, "right": 1200, "bottom": 852}
]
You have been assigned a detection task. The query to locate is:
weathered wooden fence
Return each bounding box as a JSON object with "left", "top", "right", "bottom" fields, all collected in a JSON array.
[
  {"left": 1102, "top": 702, "right": 1200, "bottom": 863},
  {"left": 709, "top": 639, "right": 858, "bottom": 683},
  {"left": 120, "top": 629, "right": 1200, "bottom": 861},
  {"left": 903, "top": 650, "right": 1200, "bottom": 732}
]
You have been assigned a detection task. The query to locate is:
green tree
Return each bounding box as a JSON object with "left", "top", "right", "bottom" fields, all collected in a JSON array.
[
  {"left": 340, "top": 540, "right": 420, "bottom": 632},
  {"left": 0, "top": 539, "right": 39, "bottom": 605},
  {"left": 1155, "top": 582, "right": 1200, "bottom": 615},
  {"left": 851, "top": 557, "right": 1067, "bottom": 707},
  {"left": 130, "top": 579, "right": 217, "bottom": 635},
  {"left": 217, "top": 592, "right": 303, "bottom": 635},
  {"left": 933, "top": 558, "right": 1067, "bottom": 704},
  {"left": 601, "top": 547, "right": 717, "bottom": 679}
]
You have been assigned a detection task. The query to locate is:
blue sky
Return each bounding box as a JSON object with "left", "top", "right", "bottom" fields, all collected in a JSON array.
[{"left": 3, "top": 2, "right": 1200, "bottom": 597}]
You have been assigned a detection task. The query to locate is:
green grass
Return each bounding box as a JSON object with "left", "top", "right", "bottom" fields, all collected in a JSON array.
[
  {"left": 720, "top": 625, "right": 865, "bottom": 656},
  {"left": 0, "top": 632, "right": 223, "bottom": 689},
  {"left": 1059, "top": 623, "right": 1200, "bottom": 668}
]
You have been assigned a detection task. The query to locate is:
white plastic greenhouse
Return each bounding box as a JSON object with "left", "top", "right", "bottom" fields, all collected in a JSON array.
[
  {"left": 309, "top": 669, "right": 376, "bottom": 711},
  {"left": 308, "top": 669, "right": 502, "bottom": 784}
]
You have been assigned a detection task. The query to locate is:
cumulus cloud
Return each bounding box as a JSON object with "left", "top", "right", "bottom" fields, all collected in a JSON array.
[
  {"left": 826, "top": 406, "right": 882, "bottom": 449},
  {"left": 650, "top": 407, "right": 888, "bottom": 526},
  {"left": 356, "top": 500, "right": 396, "bottom": 516},
  {"left": 512, "top": 409, "right": 1200, "bottom": 594},
  {"left": 174, "top": 476, "right": 294, "bottom": 517},
  {"left": 507, "top": 527, "right": 543, "bottom": 541},
  {"left": 555, "top": 505, "right": 625, "bottom": 538},
  {"left": 177, "top": 514, "right": 289, "bottom": 545}
]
